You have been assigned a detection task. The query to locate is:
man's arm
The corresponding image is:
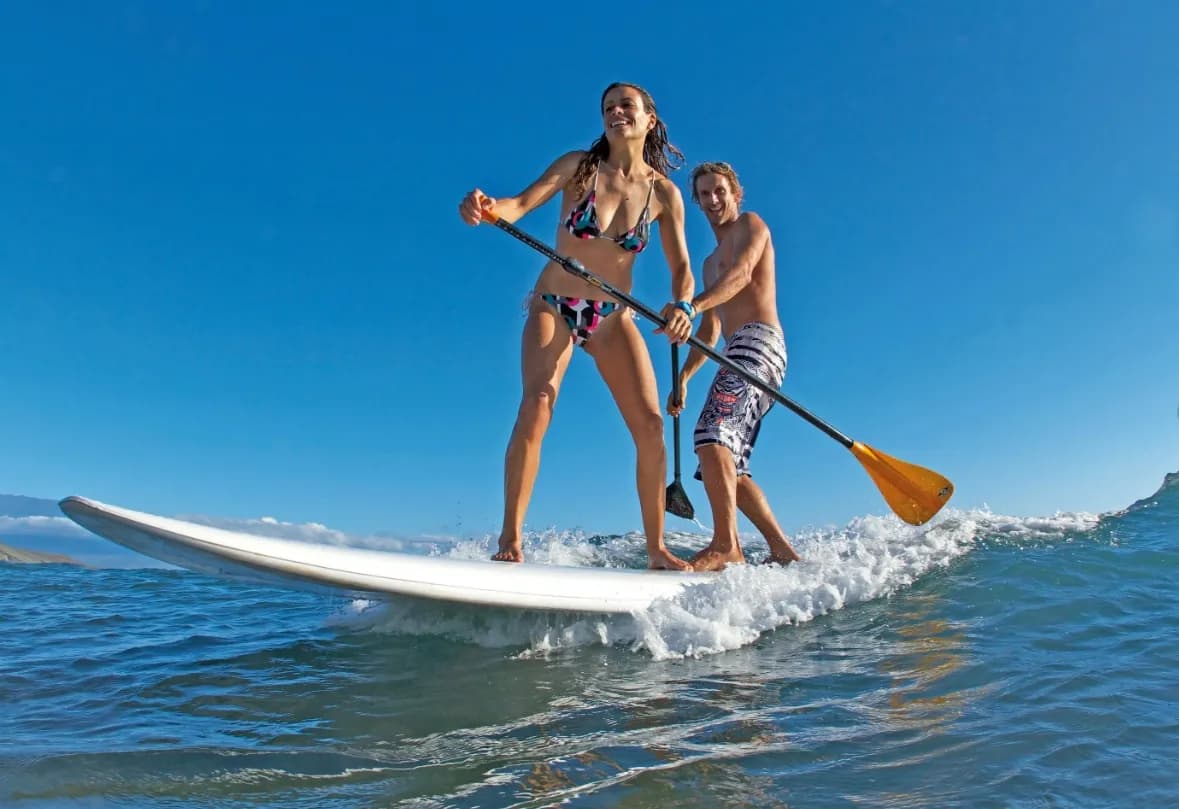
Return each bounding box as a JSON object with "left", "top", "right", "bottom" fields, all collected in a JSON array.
[
  {"left": 667, "top": 308, "right": 719, "bottom": 416},
  {"left": 690, "top": 213, "right": 769, "bottom": 314},
  {"left": 681, "top": 309, "right": 720, "bottom": 384}
]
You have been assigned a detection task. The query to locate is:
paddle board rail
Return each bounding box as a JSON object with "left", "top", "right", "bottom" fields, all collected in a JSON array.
[{"left": 59, "top": 496, "right": 710, "bottom": 614}]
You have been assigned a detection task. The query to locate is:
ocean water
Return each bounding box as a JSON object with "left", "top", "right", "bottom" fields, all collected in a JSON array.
[{"left": 1, "top": 474, "right": 1176, "bottom": 808}]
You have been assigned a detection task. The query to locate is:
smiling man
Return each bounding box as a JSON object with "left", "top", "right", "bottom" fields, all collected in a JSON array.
[{"left": 667, "top": 162, "right": 802, "bottom": 571}]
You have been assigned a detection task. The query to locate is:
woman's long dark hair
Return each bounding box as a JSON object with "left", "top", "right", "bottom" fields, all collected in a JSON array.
[{"left": 570, "top": 82, "right": 685, "bottom": 194}]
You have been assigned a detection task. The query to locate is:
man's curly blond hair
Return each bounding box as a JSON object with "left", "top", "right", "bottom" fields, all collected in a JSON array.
[{"left": 690, "top": 161, "right": 744, "bottom": 206}]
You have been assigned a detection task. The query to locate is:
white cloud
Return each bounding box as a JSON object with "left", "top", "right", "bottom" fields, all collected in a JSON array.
[
  {"left": 0, "top": 515, "right": 90, "bottom": 537},
  {"left": 175, "top": 513, "right": 433, "bottom": 554}
]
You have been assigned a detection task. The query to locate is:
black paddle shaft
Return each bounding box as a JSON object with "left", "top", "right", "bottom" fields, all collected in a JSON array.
[
  {"left": 665, "top": 341, "right": 695, "bottom": 519},
  {"left": 487, "top": 216, "right": 855, "bottom": 449},
  {"left": 671, "top": 343, "right": 684, "bottom": 480}
]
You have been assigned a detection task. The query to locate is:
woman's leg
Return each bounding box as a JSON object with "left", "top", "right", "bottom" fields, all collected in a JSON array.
[
  {"left": 588, "top": 315, "right": 691, "bottom": 571},
  {"left": 495, "top": 300, "right": 574, "bottom": 561}
]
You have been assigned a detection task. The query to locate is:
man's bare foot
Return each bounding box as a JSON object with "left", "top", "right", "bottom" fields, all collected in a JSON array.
[
  {"left": 764, "top": 537, "right": 802, "bottom": 565},
  {"left": 491, "top": 539, "right": 523, "bottom": 563},
  {"left": 690, "top": 544, "right": 745, "bottom": 572},
  {"left": 647, "top": 547, "right": 693, "bottom": 571}
]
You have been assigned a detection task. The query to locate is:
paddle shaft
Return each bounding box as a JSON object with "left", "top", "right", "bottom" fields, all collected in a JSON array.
[
  {"left": 484, "top": 214, "right": 855, "bottom": 449},
  {"left": 671, "top": 343, "right": 684, "bottom": 481}
]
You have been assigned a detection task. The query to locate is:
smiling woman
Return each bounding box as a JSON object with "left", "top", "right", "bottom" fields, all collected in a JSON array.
[{"left": 457, "top": 83, "right": 700, "bottom": 572}]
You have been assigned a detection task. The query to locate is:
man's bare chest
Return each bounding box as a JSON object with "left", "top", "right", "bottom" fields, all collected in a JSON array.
[{"left": 702, "top": 241, "right": 737, "bottom": 287}]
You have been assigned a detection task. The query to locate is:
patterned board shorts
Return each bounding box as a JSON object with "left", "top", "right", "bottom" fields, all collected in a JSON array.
[{"left": 694, "top": 322, "right": 787, "bottom": 479}]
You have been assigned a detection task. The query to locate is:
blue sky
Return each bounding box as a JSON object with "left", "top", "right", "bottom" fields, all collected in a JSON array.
[{"left": 2, "top": 2, "right": 1176, "bottom": 538}]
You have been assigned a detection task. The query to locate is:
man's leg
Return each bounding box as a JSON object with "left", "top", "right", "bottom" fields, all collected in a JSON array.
[
  {"left": 736, "top": 476, "right": 801, "bottom": 564},
  {"left": 691, "top": 443, "right": 746, "bottom": 571}
]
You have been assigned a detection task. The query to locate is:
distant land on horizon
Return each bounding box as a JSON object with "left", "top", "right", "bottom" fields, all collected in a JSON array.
[
  {"left": 0, "top": 493, "right": 161, "bottom": 568},
  {"left": 0, "top": 540, "right": 84, "bottom": 566}
]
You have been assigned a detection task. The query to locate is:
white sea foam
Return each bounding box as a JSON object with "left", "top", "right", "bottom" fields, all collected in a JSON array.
[
  {"left": 19, "top": 499, "right": 1100, "bottom": 657},
  {"left": 333, "top": 507, "right": 1101, "bottom": 660}
]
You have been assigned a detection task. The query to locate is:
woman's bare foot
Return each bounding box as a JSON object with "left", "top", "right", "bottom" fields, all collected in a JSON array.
[
  {"left": 690, "top": 544, "right": 746, "bottom": 572},
  {"left": 491, "top": 538, "right": 524, "bottom": 563},
  {"left": 764, "top": 537, "right": 801, "bottom": 565},
  {"left": 648, "top": 547, "right": 693, "bottom": 571}
]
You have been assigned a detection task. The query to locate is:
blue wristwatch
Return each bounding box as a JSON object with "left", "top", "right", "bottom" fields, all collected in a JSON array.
[{"left": 673, "top": 300, "right": 698, "bottom": 320}]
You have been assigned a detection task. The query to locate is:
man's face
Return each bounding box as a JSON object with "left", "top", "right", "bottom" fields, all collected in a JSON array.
[{"left": 694, "top": 173, "right": 740, "bottom": 225}]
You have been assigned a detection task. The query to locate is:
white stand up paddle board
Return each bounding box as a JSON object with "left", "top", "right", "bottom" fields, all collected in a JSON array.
[{"left": 59, "top": 497, "right": 710, "bottom": 614}]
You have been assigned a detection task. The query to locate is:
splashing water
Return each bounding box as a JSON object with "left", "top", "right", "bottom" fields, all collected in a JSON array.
[{"left": 336, "top": 506, "right": 1099, "bottom": 660}]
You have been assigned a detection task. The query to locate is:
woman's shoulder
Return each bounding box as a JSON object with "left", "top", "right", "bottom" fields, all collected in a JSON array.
[
  {"left": 652, "top": 173, "right": 685, "bottom": 207},
  {"left": 554, "top": 149, "right": 591, "bottom": 168}
]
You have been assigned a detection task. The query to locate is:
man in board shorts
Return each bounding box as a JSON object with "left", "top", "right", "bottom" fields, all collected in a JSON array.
[{"left": 667, "top": 162, "right": 802, "bottom": 571}]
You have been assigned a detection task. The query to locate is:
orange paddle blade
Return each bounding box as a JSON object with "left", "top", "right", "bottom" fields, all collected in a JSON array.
[{"left": 850, "top": 442, "right": 954, "bottom": 525}]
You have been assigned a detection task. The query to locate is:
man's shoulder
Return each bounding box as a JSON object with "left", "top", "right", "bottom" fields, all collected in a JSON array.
[
  {"left": 736, "top": 211, "right": 768, "bottom": 231},
  {"left": 720, "top": 211, "right": 770, "bottom": 243}
]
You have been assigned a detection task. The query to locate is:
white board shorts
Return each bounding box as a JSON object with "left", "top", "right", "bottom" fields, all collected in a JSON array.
[{"left": 693, "top": 322, "right": 787, "bottom": 479}]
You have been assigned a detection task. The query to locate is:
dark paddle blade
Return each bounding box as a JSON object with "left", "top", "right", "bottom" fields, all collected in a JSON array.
[{"left": 665, "top": 479, "right": 695, "bottom": 520}]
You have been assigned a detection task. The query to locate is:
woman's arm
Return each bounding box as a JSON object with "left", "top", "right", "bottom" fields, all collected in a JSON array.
[
  {"left": 654, "top": 179, "right": 696, "bottom": 343},
  {"left": 458, "top": 151, "right": 583, "bottom": 225}
]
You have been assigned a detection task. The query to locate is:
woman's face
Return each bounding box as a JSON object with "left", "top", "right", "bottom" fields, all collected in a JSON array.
[{"left": 601, "top": 85, "right": 655, "bottom": 142}]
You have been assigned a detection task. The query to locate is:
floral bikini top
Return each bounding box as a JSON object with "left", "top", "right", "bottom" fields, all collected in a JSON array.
[{"left": 563, "top": 165, "right": 655, "bottom": 254}]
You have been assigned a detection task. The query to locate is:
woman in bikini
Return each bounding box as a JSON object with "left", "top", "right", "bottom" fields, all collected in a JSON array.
[{"left": 458, "top": 82, "right": 698, "bottom": 571}]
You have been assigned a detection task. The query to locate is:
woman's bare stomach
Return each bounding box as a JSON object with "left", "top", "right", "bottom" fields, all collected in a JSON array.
[{"left": 531, "top": 234, "right": 638, "bottom": 299}]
